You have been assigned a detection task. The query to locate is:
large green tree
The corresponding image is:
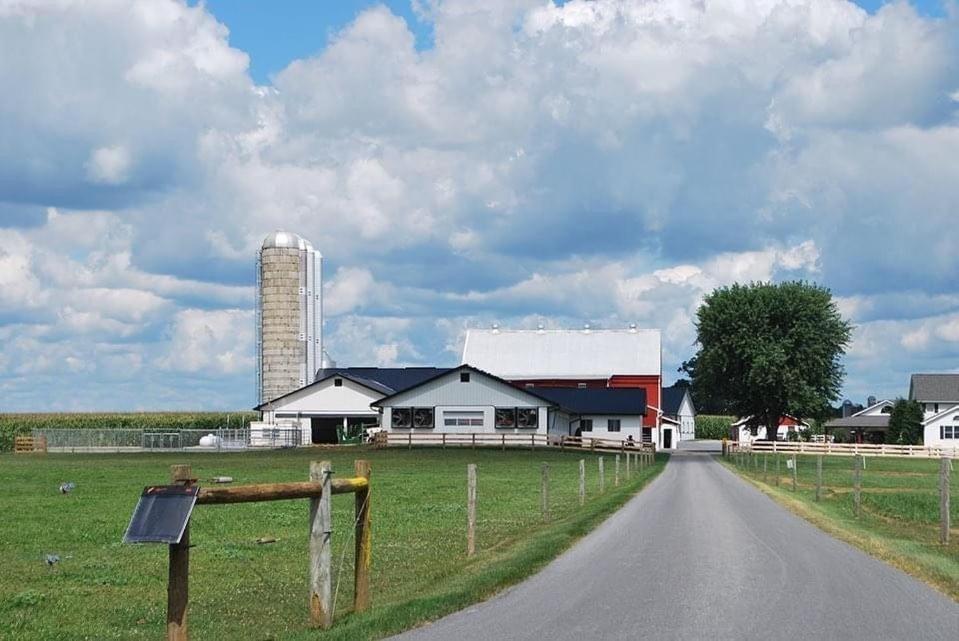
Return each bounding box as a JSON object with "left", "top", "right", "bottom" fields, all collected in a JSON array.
[
  {"left": 687, "top": 281, "right": 852, "bottom": 439},
  {"left": 886, "top": 399, "right": 923, "bottom": 445}
]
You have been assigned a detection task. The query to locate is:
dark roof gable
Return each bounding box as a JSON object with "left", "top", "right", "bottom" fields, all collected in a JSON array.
[
  {"left": 371, "top": 364, "right": 560, "bottom": 408},
  {"left": 909, "top": 374, "right": 959, "bottom": 402},
  {"left": 254, "top": 367, "right": 450, "bottom": 410},
  {"left": 661, "top": 384, "right": 690, "bottom": 416}
]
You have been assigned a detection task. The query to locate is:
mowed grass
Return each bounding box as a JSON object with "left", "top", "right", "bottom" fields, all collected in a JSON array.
[
  {"left": 0, "top": 447, "right": 665, "bottom": 640},
  {"left": 724, "top": 452, "right": 958, "bottom": 599}
]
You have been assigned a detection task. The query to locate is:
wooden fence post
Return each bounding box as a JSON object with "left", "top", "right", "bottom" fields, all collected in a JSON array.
[
  {"left": 815, "top": 455, "right": 822, "bottom": 502},
  {"left": 763, "top": 454, "right": 767, "bottom": 483},
  {"left": 309, "top": 461, "right": 333, "bottom": 629},
  {"left": 530, "top": 434, "right": 535, "bottom": 451},
  {"left": 626, "top": 452, "right": 631, "bottom": 479},
  {"left": 167, "top": 465, "right": 192, "bottom": 641},
  {"left": 792, "top": 454, "right": 797, "bottom": 492},
  {"left": 501, "top": 434, "right": 506, "bottom": 451},
  {"left": 442, "top": 433, "right": 447, "bottom": 450},
  {"left": 775, "top": 454, "right": 781, "bottom": 487},
  {"left": 353, "top": 460, "right": 372, "bottom": 613},
  {"left": 853, "top": 455, "right": 862, "bottom": 518},
  {"left": 598, "top": 457, "right": 605, "bottom": 493},
  {"left": 578, "top": 459, "right": 586, "bottom": 506},
  {"left": 940, "top": 456, "right": 951, "bottom": 545},
  {"left": 467, "top": 464, "right": 477, "bottom": 556},
  {"left": 614, "top": 455, "right": 620, "bottom": 487},
  {"left": 471, "top": 433, "right": 476, "bottom": 450},
  {"left": 541, "top": 463, "right": 550, "bottom": 523},
  {"left": 408, "top": 432, "right": 412, "bottom": 450}
]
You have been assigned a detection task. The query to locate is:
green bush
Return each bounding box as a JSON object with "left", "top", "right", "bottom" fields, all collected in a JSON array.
[
  {"left": 0, "top": 412, "right": 259, "bottom": 452},
  {"left": 695, "top": 415, "right": 734, "bottom": 439}
]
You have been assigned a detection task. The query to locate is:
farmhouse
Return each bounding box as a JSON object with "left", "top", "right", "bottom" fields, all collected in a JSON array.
[
  {"left": 910, "top": 374, "right": 959, "bottom": 447},
  {"left": 730, "top": 415, "right": 809, "bottom": 443},
  {"left": 661, "top": 384, "right": 696, "bottom": 442},
  {"left": 373, "top": 364, "right": 648, "bottom": 441},
  {"left": 461, "top": 327, "right": 676, "bottom": 448},
  {"left": 824, "top": 399, "right": 894, "bottom": 444},
  {"left": 253, "top": 367, "right": 448, "bottom": 444}
]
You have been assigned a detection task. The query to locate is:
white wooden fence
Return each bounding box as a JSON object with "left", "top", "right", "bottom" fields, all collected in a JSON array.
[
  {"left": 734, "top": 440, "right": 959, "bottom": 459},
  {"left": 372, "top": 431, "right": 655, "bottom": 455}
]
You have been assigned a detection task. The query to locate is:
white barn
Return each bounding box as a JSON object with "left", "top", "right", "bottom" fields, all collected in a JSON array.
[{"left": 374, "top": 365, "right": 649, "bottom": 442}]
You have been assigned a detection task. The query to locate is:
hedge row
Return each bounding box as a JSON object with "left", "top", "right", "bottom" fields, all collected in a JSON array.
[
  {"left": 0, "top": 412, "right": 259, "bottom": 452},
  {"left": 695, "top": 414, "right": 735, "bottom": 440}
]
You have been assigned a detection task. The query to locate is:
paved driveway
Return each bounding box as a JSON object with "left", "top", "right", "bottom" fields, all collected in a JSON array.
[{"left": 391, "top": 451, "right": 958, "bottom": 641}]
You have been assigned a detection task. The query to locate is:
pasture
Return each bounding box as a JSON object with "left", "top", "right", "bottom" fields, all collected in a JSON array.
[
  {"left": 0, "top": 447, "right": 664, "bottom": 640},
  {"left": 726, "top": 452, "right": 958, "bottom": 599}
]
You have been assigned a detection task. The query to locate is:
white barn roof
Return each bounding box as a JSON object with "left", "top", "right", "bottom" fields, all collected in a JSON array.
[{"left": 462, "top": 328, "right": 661, "bottom": 379}]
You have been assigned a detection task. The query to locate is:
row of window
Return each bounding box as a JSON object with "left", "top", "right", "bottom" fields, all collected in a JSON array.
[
  {"left": 391, "top": 407, "right": 539, "bottom": 429},
  {"left": 579, "top": 419, "right": 622, "bottom": 432},
  {"left": 940, "top": 425, "right": 958, "bottom": 440}
]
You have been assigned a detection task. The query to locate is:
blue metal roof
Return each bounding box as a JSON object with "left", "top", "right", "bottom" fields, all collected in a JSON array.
[
  {"left": 534, "top": 388, "right": 647, "bottom": 416},
  {"left": 315, "top": 367, "right": 451, "bottom": 394}
]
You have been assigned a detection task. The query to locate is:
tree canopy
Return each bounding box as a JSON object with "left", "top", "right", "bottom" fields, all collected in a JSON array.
[
  {"left": 886, "top": 399, "right": 923, "bottom": 445},
  {"left": 686, "top": 281, "right": 852, "bottom": 435}
]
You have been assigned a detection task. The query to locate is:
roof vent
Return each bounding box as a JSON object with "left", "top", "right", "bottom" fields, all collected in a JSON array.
[
  {"left": 491, "top": 323, "right": 500, "bottom": 334},
  {"left": 628, "top": 323, "right": 637, "bottom": 333},
  {"left": 536, "top": 323, "right": 545, "bottom": 334},
  {"left": 583, "top": 323, "right": 591, "bottom": 334}
]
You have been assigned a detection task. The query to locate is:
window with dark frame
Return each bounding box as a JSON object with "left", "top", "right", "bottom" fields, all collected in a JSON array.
[
  {"left": 580, "top": 419, "right": 593, "bottom": 432},
  {"left": 607, "top": 419, "right": 621, "bottom": 432},
  {"left": 460, "top": 372, "right": 470, "bottom": 382},
  {"left": 516, "top": 408, "right": 538, "bottom": 428},
  {"left": 391, "top": 407, "right": 412, "bottom": 429},
  {"left": 641, "top": 427, "right": 652, "bottom": 443},
  {"left": 495, "top": 408, "right": 517, "bottom": 428},
  {"left": 334, "top": 378, "right": 343, "bottom": 387},
  {"left": 412, "top": 407, "right": 434, "bottom": 429}
]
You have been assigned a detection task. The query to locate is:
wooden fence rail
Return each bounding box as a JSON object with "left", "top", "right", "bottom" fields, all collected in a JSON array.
[
  {"left": 373, "top": 431, "right": 655, "bottom": 455},
  {"left": 148, "top": 461, "right": 371, "bottom": 641},
  {"left": 731, "top": 441, "right": 959, "bottom": 459}
]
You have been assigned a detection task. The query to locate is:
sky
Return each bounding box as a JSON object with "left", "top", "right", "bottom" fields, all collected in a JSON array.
[{"left": 1, "top": 0, "right": 958, "bottom": 412}]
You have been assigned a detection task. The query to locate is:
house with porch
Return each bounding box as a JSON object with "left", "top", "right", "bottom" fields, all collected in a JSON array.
[
  {"left": 824, "top": 399, "right": 893, "bottom": 444},
  {"left": 910, "top": 374, "right": 959, "bottom": 448}
]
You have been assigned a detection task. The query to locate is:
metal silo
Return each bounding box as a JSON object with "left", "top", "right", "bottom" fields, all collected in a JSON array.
[{"left": 256, "top": 231, "right": 323, "bottom": 404}]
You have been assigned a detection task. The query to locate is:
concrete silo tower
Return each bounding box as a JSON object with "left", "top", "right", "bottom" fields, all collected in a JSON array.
[{"left": 256, "top": 231, "right": 323, "bottom": 404}]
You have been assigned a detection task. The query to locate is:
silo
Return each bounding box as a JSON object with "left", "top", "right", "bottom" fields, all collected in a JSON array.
[{"left": 256, "top": 231, "right": 323, "bottom": 404}]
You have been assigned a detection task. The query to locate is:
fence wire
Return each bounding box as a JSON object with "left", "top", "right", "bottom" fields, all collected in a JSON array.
[{"left": 31, "top": 427, "right": 301, "bottom": 453}]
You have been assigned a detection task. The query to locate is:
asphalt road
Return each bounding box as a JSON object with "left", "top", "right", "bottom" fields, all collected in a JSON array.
[{"left": 392, "top": 448, "right": 958, "bottom": 641}]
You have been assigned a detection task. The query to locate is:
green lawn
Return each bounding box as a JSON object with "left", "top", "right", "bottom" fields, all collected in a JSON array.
[
  {"left": 0, "top": 447, "right": 665, "bottom": 640},
  {"left": 724, "top": 452, "right": 958, "bottom": 599}
]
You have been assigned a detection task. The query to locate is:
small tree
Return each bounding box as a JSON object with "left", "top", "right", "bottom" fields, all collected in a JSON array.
[
  {"left": 886, "top": 399, "right": 923, "bottom": 445},
  {"left": 687, "top": 281, "right": 852, "bottom": 440}
]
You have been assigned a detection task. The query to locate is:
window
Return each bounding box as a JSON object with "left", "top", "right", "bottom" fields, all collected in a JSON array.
[
  {"left": 460, "top": 372, "right": 471, "bottom": 383},
  {"left": 641, "top": 427, "right": 652, "bottom": 443},
  {"left": 412, "top": 408, "right": 434, "bottom": 429},
  {"left": 443, "top": 411, "right": 484, "bottom": 427},
  {"left": 517, "top": 409, "right": 538, "bottom": 428},
  {"left": 607, "top": 419, "right": 621, "bottom": 432},
  {"left": 942, "top": 425, "right": 956, "bottom": 440},
  {"left": 391, "top": 408, "right": 412, "bottom": 429},
  {"left": 495, "top": 408, "right": 516, "bottom": 428},
  {"left": 577, "top": 382, "right": 587, "bottom": 389},
  {"left": 580, "top": 419, "right": 593, "bottom": 432},
  {"left": 334, "top": 378, "right": 343, "bottom": 387},
  {"left": 524, "top": 383, "right": 535, "bottom": 388}
]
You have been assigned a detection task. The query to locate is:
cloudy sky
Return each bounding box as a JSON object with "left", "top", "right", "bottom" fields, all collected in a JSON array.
[{"left": 1, "top": 0, "right": 957, "bottom": 411}]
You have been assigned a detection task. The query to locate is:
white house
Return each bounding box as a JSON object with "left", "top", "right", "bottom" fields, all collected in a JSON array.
[
  {"left": 731, "top": 415, "right": 809, "bottom": 443},
  {"left": 253, "top": 367, "right": 447, "bottom": 444},
  {"left": 910, "top": 374, "right": 959, "bottom": 448},
  {"left": 661, "top": 384, "right": 696, "bottom": 442},
  {"left": 373, "top": 365, "right": 649, "bottom": 442}
]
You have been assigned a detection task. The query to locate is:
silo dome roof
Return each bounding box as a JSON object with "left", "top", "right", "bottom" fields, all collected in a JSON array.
[{"left": 262, "top": 230, "right": 302, "bottom": 249}]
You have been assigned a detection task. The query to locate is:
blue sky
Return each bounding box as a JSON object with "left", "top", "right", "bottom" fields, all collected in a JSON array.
[{"left": 1, "top": 0, "right": 958, "bottom": 412}]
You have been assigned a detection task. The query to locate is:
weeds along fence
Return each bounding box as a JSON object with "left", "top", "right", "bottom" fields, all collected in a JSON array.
[
  {"left": 372, "top": 431, "right": 656, "bottom": 455},
  {"left": 733, "top": 440, "right": 959, "bottom": 459},
  {"left": 27, "top": 427, "right": 301, "bottom": 453},
  {"left": 724, "top": 446, "right": 955, "bottom": 545}
]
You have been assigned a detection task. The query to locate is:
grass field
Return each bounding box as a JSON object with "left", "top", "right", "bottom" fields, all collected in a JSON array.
[
  {"left": 723, "top": 452, "right": 958, "bottom": 599},
  {"left": 0, "top": 446, "right": 665, "bottom": 640}
]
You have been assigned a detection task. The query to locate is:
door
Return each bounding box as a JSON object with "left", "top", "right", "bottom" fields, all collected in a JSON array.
[
  {"left": 663, "top": 428, "right": 672, "bottom": 449},
  {"left": 311, "top": 417, "right": 340, "bottom": 444}
]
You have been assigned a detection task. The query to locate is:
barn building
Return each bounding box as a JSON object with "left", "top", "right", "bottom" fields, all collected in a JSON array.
[
  {"left": 374, "top": 365, "right": 647, "bottom": 440},
  {"left": 253, "top": 367, "right": 448, "bottom": 444},
  {"left": 460, "top": 327, "right": 676, "bottom": 448}
]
